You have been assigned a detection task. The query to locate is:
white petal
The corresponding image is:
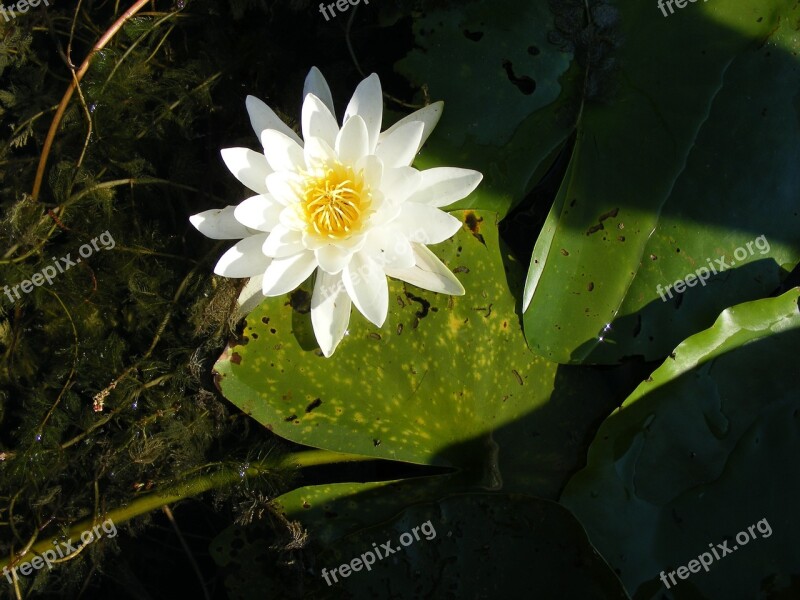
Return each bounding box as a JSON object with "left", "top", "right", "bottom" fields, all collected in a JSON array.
[
  {"left": 214, "top": 234, "right": 272, "bottom": 278},
  {"left": 362, "top": 228, "right": 415, "bottom": 269},
  {"left": 366, "top": 194, "right": 401, "bottom": 228},
  {"left": 261, "top": 130, "right": 305, "bottom": 172},
  {"left": 385, "top": 244, "right": 464, "bottom": 295},
  {"left": 262, "top": 252, "right": 318, "bottom": 297},
  {"left": 302, "top": 94, "right": 340, "bottom": 148},
  {"left": 311, "top": 271, "right": 352, "bottom": 357},
  {"left": 342, "top": 253, "right": 388, "bottom": 327},
  {"left": 303, "top": 229, "right": 368, "bottom": 252},
  {"left": 262, "top": 224, "right": 306, "bottom": 258},
  {"left": 375, "top": 121, "right": 424, "bottom": 168},
  {"left": 315, "top": 244, "right": 353, "bottom": 274},
  {"left": 355, "top": 154, "right": 384, "bottom": 192},
  {"left": 303, "top": 67, "right": 336, "bottom": 119},
  {"left": 392, "top": 203, "right": 463, "bottom": 245},
  {"left": 245, "top": 95, "right": 303, "bottom": 146},
  {"left": 407, "top": 167, "right": 483, "bottom": 208},
  {"left": 344, "top": 73, "right": 383, "bottom": 153},
  {"left": 304, "top": 136, "right": 337, "bottom": 172},
  {"left": 221, "top": 148, "right": 272, "bottom": 195},
  {"left": 190, "top": 206, "right": 251, "bottom": 240},
  {"left": 380, "top": 166, "right": 422, "bottom": 204},
  {"left": 379, "top": 101, "right": 443, "bottom": 153},
  {"left": 336, "top": 115, "right": 369, "bottom": 164},
  {"left": 234, "top": 274, "right": 266, "bottom": 321},
  {"left": 280, "top": 203, "right": 309, "bottom": 231},
  {"left": 233, "top": 195, "right": 284, "bottom": 232},
  {"left": 266, "top": 171, "right": 304, "bottom": 206}
]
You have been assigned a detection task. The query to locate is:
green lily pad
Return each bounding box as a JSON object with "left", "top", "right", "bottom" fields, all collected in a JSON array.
[
  {"left": 214, "top": 210, "right": 614, "bottom": 498},
  {"left": 210, "top": 519, "right": 289, "bottom": 600},
  {"left": 561, "top": 288, "right": 800, "bottom": 598},
  {"left": 392, "top": 0, "right": 581, "bottom": 218},
  {"left": 522, "top": 0, "right": 800, "bottom": 363},
  {"left": 273, "top": 475, "right": 474, "bottom": 545},
  {"left": 213, "top": 492, "right": 630, "bottom": 599},
  {"left": 309, "top": 492, "right": 629, "bottom": 599}
]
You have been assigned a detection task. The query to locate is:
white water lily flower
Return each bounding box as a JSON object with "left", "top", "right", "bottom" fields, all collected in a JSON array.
[{"left": 190, "top": 67, "right": 482, "bottom": 356}]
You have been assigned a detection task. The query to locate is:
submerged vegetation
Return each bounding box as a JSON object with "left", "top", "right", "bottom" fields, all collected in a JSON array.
[{"left": 0, "top": 1, "right": 360, "bottom": 595}]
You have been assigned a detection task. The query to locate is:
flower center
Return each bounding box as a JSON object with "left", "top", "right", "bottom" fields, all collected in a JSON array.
[{"left": 301, "top": 163, "right": 370, "bottom": 238}]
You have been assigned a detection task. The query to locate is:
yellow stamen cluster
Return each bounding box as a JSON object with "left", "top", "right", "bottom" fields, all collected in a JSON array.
[{"left": 301, "top": 163, "right": 370, "bottom": 238}]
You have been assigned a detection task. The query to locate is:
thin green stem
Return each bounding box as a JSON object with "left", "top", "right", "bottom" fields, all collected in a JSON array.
[{"left": 0, "top": 450, "right": 373, "bottom": 570}]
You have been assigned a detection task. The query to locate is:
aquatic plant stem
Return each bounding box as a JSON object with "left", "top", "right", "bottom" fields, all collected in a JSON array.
[
  {"left": 0, "top": 449, "right": 374, "bottom": 571},
  {"left": 32, "top": 0, "right": 152, "bottom": 201}
]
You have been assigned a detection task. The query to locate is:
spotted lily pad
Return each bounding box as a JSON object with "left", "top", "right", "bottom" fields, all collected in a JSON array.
[{"left": 214, "top": 210, "right": 614, "bottom": 497}]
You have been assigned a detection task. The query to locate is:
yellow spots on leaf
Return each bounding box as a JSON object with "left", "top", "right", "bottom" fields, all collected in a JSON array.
[
  {"left": 448, "top": 313, "right": 466, "bottom": 336},
  {"left": 219, "top": 209, "right": 557, "bottom": 471}
]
